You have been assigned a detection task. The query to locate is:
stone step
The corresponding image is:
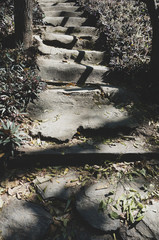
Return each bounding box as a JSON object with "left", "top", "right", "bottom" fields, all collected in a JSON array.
[
  {"left": 43, "top": 17, "right": 89, "bottom": 27},
  {"left": 27, "top": 87, "right": 138, "bottom": 142},
  {"left": 37, "top": 47, "right": 107, "bottom": 65},
  {"left": 40, "top": 32, "right": 98, "bottom": 50},
  {"left": 40, "top": 2, "right": 77, "bottom": 7},
  {"left": 16, "top": 145, "right": 159, "bottom": 168},
  {"left": 40, "top": 26, "right": 99, "bottom": 37},
  {"left": 38, "top": 0, "right": 75, "bottom": 2},
  {"left": 37, "top": 58, "right": 109, "bottom": 85},
  {"left": 41, "top": 6, "right": 81, "bottom": 12},
  {"left": 44, "top": 10, "right": 84, "bottom": 17}
]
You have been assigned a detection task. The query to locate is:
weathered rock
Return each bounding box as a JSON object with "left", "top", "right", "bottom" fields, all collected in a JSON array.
[
  {"left": 42, "top": 26, "right": 99, "bottom": 37},
  {"left": 75, "top": 177, "right": 156, "bottom": 233},
  {"left": 37, "top": 35, "right": 102, "bottom": 57},
  {"left": 37, "top": 58, "right": 109, "bottom": 85},
  {"left": 41, "top": 6, "right": 81, "bottom": 12},
  {"left": 34, "top": 172, "right": 78, "bottom": 200},
  {"left": 0, "top": 199, "right": 53, "bottom": 240},
  {"left": 141, "top": 202, "right": 159, "bottom": 239},
  {"left": 44, "top": 10, "right": 84, "bottom": 17},
  {"left": 76, "top": 181, "right": 121, "bottom": 232},
  {"left": 27, "top": 88, "right": 137, "bottom": 142}
]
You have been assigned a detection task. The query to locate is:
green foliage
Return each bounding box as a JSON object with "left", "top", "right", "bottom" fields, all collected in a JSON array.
[
  {"left": 98, "top": 188, "right": 146, "bottom": 226},
  {"left": 0, "top": 47, "right": 43, "bottom": 120},
  {"left": 0, "top": 120, "right": 23, "bottom": 168},
  {"left": 0, "top": 120, "right": 23, "bottom": 148},
  {"left": 77, "top": 0, "right": 152, "bottom": 71}
]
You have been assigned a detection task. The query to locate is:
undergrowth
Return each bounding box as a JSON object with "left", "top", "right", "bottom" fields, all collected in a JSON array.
[
  {"left": 77, "top": 0, "right": 152, "bottom": 80},
  {"left": 0, "top": 0, "right": 44, "bottom": 162}
]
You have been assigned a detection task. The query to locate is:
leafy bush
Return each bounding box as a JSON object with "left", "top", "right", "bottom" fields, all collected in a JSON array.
[
  {"left": 0, "top": 47, "right": 42, "bottom": 120},
  {"left": 0, "top": 120, "right": 23, "bottom": 148},
  {"left": 0, "top": 0, "right": 44, "bottom": 120},
  {"left": 77, "top": 0, "right": 152, "bottom": 71},
  {"left": 0, "top": 120, "right": 24, "bottom": 161}
]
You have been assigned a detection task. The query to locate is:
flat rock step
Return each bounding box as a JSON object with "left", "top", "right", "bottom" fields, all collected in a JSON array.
[
  {"left": 41, "top": 32, "right": 98, "bottom": 50},
  {"left": 44, "top": 10, "right": 84, "bottom": 17},
  {"left": 40, "top": 26, "right": 99, "bottom": 37},
  {"left": 38, "top": 0, "right": 75, "bottom": 2},
  {"left": 40, "top": 2, "right": 78, "bottom": 7},
  {"left": 37, "top": 58, "right": 109, "bottom": 85},
  {"left": 0, "top": 199, "right": 53, "bottom": 240},
  {"left": 37, "top": 45, "right": 107, "bottom": 65},
  {"left": 43, "top": 17, "right": 89, "bottom": 27},
  {"left": 41, "top": 6, "right": 81, "bottom": 12},
  {"left": 27, "top": 87, "right": 137, "bottom": 142}
]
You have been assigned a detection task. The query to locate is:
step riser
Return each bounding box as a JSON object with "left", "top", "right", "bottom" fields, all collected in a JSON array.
[
  {"left": 44, "top": 17, "right": 89, "bottom": 27},
  {"left": 37, "top": 47, "right": 106, "bottom": 65},
  {"left": 42, "top": 37, "right": 98, "bottom": 51},
  {"left": 44, "top": 11, "right": 84, "bottom": 17},
  {"left": 38, "top": 0, "right": 75, "bottom": 2},
  {"left": 40, "top": 2, "right": 77, "bottom": 7},
  {"left": 41, "top": 6, "right": 81, "bottom": 11},
  {"left": 37, "top": 61, "right": 109, "bottom": 85},
  {"left": 11, "top": 152, "right": 158, "bottom": 169},
  {"left": 41, "top": 26, "right": 99, "bottom": 37}
]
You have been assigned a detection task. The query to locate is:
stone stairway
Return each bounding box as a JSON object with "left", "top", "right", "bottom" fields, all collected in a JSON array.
[{"left": 17, "top": 0, "right": 156, "bottom": 165}]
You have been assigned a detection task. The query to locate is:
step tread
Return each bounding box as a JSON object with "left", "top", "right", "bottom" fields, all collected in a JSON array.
[
  {"left": 44, "top": 10, "right": 84, "bottom": 17},
  {"left": 27, "top": 88, "right": 138, "bottom": 142},
  {"left": 37, "top": 57, "right": 109, "bottom": 70},
  {"left": 39, "top": 26, "right": 99, "bottom": 37},
  {"left": 40, "top": 32, "right": 99, "bottom": 50},
  {"left": 37, "top": 47, "right": 106, "bottom": 65},
  {"left": 41, "top": 6, "right": 81, "bottom": 11},
  {"left": 43, "top": 16, "right": 88, "bottom": 27}
]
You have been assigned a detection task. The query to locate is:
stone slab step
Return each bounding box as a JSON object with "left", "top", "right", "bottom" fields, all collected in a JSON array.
[
  {"left": 44, "top": 10, "right": 84, "bottom": 17},
  {"left": 41, "top": 32, "right": 98, "bottom": 50},
  {"left": 27, "top": 87, "right": 137, "bottom": 141},
  {"left": 43, "top": 17, "right": 89, "bottom": 27},
  {"left": 15, "top": 145, "right": 159, "bottom": 168},
  {"left": 40, "top": 26, "right": 99, "bottom": 37},
  {"left": 18, "top": 85, "right": 158, "bottom": 167},
  {"left": 38, "top": 0, "right": 75, "bottom": 2},
  {"left": 40, "top": 2, "right": 77, "bottom": 7},
  {"left": 41, "top": 6, "right": 81, "bottom": 12},
  {"left": 37, "top": 58, "right": 109, "bottom": 85},
  {"left": 37, "top": 44, "right": 107, "bottom": 65}
]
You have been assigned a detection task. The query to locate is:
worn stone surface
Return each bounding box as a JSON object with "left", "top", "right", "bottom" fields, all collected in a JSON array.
[
  {"left": 37, "top": 58, "right": 109, "bottom": 84},
  {"left": 44, "top": 17, "right": 87, "bottom": 27},
  {"left": 119, "top": 204, "right": 159, "bottom": 240},
  {"left": 41, "top": 6, "right": 81, "bottom": 12},
  {"left": 27, "top": 88, "right": 137, "bottom": 142},
  {"left": 44, "top": 10, "right": 84, "bottom": 17},
  {"left": 41, "top": 26, "right": 99, "bottom": 37},
  {"left": 36, "top": 37, "right": 104, "bottom": 63},
  {"left": 0, "top": 199, "right": 53, "bottom": 240},
  {"left": 75, "top": 182, "right": 121, "bottom": 232},
  {"left": 75, "top": 177, "right": 156, "bottom": 233},
  {"left": 35, "top": 172, "right": 78, "bottom": 200}
]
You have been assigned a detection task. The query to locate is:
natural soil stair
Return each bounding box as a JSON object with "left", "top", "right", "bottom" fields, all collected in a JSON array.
[{"left": 16, "top": 0, "right": 159, "bottom": 167}]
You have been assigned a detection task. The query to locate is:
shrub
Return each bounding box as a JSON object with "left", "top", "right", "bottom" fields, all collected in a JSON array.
[{"left": 77, "top": 0, "right": 152, "bottom": 71}]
